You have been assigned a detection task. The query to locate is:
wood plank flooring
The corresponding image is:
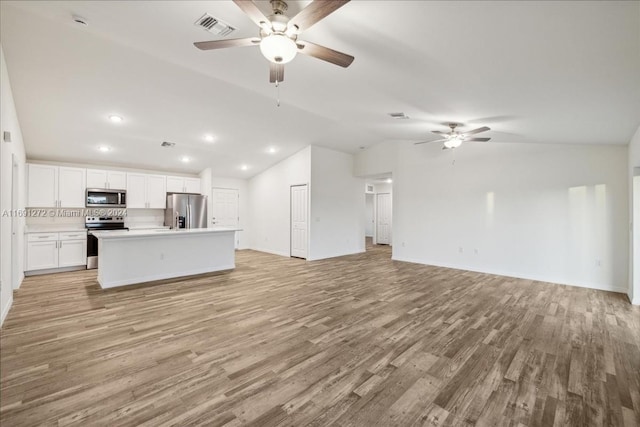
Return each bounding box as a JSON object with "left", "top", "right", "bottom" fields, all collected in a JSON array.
[{"left": 1, "top": 242, "right": 639, "bottom": 426}]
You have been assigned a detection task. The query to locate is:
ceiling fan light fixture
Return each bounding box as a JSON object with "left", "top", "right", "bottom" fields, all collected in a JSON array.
[
  {"left": 260, "top": 34, "right": 297, "bottom": 64},
  {"left": 444, "top": 137, "right": 463, "bottom": 149}
]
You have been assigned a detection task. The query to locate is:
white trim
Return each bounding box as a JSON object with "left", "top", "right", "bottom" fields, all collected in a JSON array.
[
  {"left": 251, "top": 247, "right": 291, "bottom": 258},
  {"left": 308, "top": 249, "right": 366, "bottom": 262},
  {"left": 98, "top": 264, "right": 235, "bottom": 289},
  {"left": 1, "top": 293, "right": 13, "bottom": 327},
  {"left": 25, "top": 265, "right": 86, "bottom": 276},
  {"left": 631, "top": 295, "right": 640, "bottom": 305},
  {"left": 392, "top": 255, "right": 629, "bottom": 295}
]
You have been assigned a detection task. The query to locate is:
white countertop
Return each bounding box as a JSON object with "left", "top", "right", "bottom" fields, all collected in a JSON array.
[
  {"left": 25, "top": 225, "right": 87, "bottom": 234},
  {"left": 126, "top": 225, "right": 170, "bottom": 230},
  {"left": 91, "top": 227, "right": 241, "bottom": 239}
]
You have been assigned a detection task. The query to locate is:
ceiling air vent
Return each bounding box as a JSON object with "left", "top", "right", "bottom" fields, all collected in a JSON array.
[
  {"left": 194, "top": 13, "right": 236, "bottom": 37},
  {"left": 161, "top": 141, "right": 176, "bottom": 148},
  {"left": 388, "top": 112, "right": 409, "bottom": 119}
]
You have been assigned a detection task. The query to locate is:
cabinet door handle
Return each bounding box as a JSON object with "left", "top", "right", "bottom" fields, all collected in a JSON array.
[{"left": 59, "top": 241, "right": 62, "bottom": 248}]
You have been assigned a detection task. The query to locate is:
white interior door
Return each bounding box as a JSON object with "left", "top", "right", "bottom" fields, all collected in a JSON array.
[
  {"left": 365, "top": 193, "right": 374, "bottom": 237},
  {"left": 376, "top": 193, "right": 392, "bottom": 245},
  {"left": 212, "top": 188, "right": 239, "bottom": 247},
  {"left": 290, "top": 185, "right": 308, "bottom": 259}
]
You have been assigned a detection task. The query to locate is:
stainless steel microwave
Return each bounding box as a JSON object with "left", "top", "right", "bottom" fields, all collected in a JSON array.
[{"left": 86, "top": 189, "right": 126, "bottom": 208}]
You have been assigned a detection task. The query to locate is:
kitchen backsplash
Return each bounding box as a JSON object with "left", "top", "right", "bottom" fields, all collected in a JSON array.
[
  {"left": 124, "top": 209, "right": 165, "bottom": 228},
  {"left": 26, "top": 209, "right": 165, "bottom": 228}
]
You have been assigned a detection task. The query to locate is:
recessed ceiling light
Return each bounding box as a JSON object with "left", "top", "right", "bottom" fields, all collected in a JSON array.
[
  {"left": 204, "top": 134, "right": 215, "bottom": 142},
  {"left": 108, "top": 115, "right": 123, "bottom": 123},
  {"left": 181, "top": 156, "right": 190, "bottom": 163},
  {"left": 98, "top": 146, "right": 111, "bottom": 152},
  {"left": 240, "top": 164, "right": 248, "bottom": 171},
  {"left": 267, "top": 147, "right": 277, "bottom": 154},
  {"left": 386, "top": 178, "right": 393, "bottom": 183}
]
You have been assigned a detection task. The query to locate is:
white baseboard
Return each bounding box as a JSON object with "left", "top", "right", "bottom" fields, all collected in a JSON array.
[
  {"left": 308, "top": 250, "right": 366, "bottom": 262},
  {"left": 392, "top": 255, "right": 629, "bottom": 295},
  {"left": 1, "top": 293, "right": 13, "bottom": 327},
  {"left": 25, "top": 265, "right": 86, "bottom": 276},
  {"left": 631, "top": 294, "right": 640, "bottom": 305},
  {"left": 250, "top": 247, "right": 291, "bottom": 258}
]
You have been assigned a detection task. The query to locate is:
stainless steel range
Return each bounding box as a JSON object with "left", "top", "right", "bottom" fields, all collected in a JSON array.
[{"left": 85, "top": 216, "right": 127, "bottom": 269}]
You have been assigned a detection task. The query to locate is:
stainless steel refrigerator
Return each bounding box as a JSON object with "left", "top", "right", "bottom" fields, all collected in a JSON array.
[{"left": 165, "top": 193, "right": 208, "bottom": 229}]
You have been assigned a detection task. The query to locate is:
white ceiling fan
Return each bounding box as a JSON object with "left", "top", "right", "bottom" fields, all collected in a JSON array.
[
  {"left": 194, "top": 0, "right": 354, "bottom": 83},
  {"left": 414, "top": 123, "right": 491, "bottom": 149}
]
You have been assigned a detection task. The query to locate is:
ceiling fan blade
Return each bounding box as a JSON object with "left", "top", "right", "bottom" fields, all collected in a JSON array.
[
  {"left": 431, "top": 130, "right": 450, "bottom": 136},
  {"left": 414, "top": 139, "right": 446, "bottom": 145},
  {"left": 288, "top": 0, "right": 350, "bottom": 33},
  {"left": 462, "top": 126, "right": 490, "bottom": 136},
  {"left": 269, "top": 62, "right": 284, "bottom": 83},
  {"left": 465, "top": 137, "right": 491, "bottom": 142},
  {"left": 233, "top": 0, "right": 271, "bottom": 29},
  {"left": 297, "top": 41, "right": 354, "bottom": 67},
  {"left": 194, "top": 38, "right": 259, "bottom": 50}
]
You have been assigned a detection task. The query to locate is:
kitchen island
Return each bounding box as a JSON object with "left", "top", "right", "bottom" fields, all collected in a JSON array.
[{"left": 91, "top": 227, "right": 240, "bottom": 288}]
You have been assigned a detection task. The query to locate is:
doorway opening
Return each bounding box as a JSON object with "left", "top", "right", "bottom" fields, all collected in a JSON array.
[{"left": 363, "top": 173, "right": 393, "bottom": 253}]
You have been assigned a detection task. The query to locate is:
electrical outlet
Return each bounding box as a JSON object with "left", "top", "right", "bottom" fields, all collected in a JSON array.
[
  {"left": 474, "top": 248, "right": 479, "bottom": 255},
  {"left": 402, "top": 242, "right": 405, "bottom": 247},
  {"left": 596, "top": 259, "right": 602, "bottom": 267},
  {"left": 458, "top": 247, "right": 463, "bottom": 253}
]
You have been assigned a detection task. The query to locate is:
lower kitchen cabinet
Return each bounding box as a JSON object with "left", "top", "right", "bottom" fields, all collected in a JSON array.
[{"left": 26, "top": 231, "right": 87, "bottom": 273}]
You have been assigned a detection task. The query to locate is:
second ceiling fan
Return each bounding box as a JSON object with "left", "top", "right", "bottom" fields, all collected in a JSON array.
[
  {"left": 194, "top": 0, "right": 355, "bottom": 83},
  {"left": 415, "top": 123, "right": 491, "bottom": 149}
]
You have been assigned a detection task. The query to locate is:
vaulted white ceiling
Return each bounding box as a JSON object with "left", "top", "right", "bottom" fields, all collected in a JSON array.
[{"left": 1, "top": 1, "right": 639, "bottom": 177}]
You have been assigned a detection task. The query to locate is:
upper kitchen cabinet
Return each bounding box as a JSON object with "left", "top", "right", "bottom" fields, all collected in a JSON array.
[
  {"left": 27, "top": 164, "right": 86, "bottom": 208},
  {"left": 166, "top": 176, "right": 201, "bottom": 194},
  {"left": 126, "top": 173, "right": 166, "bottom": 209},
  {"left": 86, "top": 169, "right": 127, "bottom": 190}
]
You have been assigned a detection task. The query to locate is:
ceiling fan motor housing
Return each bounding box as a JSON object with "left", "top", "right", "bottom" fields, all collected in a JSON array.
[{"left": 270, "top": 0, "right": 288, "bottom": 15}]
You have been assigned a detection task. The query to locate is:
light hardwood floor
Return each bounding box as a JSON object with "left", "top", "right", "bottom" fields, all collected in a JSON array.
[{"left": 1, "top": 243, "right": 639, "bottom": 426}]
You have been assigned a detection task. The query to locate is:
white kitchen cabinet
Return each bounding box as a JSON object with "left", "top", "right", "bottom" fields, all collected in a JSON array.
[
  {"left": 27, "top": 164, "right": 58, "bottom": 207},
  {"left": 166, "top": 176, "right": 201, "bottom": 194},
  {"left": 58, "top": 239, "right": 86, "bottom": 267},
  {"left": 107, "top": 171, "right": 127, "bottom": 190},
  {"left": 86, "top": 169, "right": 127, "bottom": 190},
  {"left": 126, "top": 173, "right": 166, "bottom": 209},
  {"left": 58, "top": 167, "right": 86, "bottom": 207},
  {"left": 184, "top": 178, "right": 201, "bottom": 194},
  {"left": 26, "top": 233, "right": 59, "bottom": 270},
  {"left": 146, "top": 175, "right": 167, "bottom": 208},
  {"left": 26, "top": 232, "right": 86, "bottom": 272},
  {"left": 166, "top": 176, "right": 184, "bottom": 193},
  {"left": 27, "top": 164, "right": 85, "bottom": 208}
]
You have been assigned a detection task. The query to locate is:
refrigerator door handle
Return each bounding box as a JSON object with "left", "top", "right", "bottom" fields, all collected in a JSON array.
[{"left": 187, "top": 204, "right": 191, "bottom": 229}]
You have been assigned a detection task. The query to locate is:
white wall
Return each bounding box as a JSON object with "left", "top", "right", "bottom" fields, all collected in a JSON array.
[
  {"left": 356, "top": 141, "right": 629, "bottom": 293},
  {"left": 0, "top": 45, "right": 27, "bottom": 326},
  {"left": 309, "top": 146, "right": 365, "bottom": 260},
  {"left": 248, "top": 147, "right": 310, "bottom": 257},
  {"left": 629, "top": 125, "right": 640, "bottom": 303}
]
